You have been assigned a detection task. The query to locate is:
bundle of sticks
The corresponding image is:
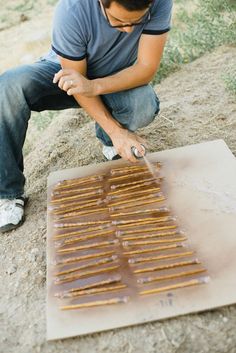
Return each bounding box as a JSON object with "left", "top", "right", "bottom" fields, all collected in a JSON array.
[{"left": 49, "top": 162, "right": 209, "bottom": 311}]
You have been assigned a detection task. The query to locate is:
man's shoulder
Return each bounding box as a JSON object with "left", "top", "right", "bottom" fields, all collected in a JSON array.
[{"left": 57, "top": 0, "right": 95, "bottom": 12}]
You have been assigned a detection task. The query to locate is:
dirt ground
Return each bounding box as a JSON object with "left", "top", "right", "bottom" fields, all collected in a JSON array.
[{"left": 1, "top": 2, "right": 236, "bottom": 353}]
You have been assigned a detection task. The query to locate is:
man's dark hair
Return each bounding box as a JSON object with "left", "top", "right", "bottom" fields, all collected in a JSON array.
[{"left": 102, "top": 0, "right": 153, "bottom": 11}]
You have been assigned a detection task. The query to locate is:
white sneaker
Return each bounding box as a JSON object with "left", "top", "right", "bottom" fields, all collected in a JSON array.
[
  {"left": 0, "top": 196, "right": 28, "bottom": 233},
  {"left": 102, "top": 145, "right": 121, "bottom": 161}
]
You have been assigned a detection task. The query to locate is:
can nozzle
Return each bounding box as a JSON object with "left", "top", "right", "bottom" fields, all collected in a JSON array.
[{"left": 131, "top": 144, "right": 146, "bottom": 159}]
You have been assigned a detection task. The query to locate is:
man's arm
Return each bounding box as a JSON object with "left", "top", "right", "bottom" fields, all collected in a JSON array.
[
  {"left": 57, "top": 32, "right": 168, "bottom": 97},
  {"left": 54, "top": 57, "right": 145, "bottom": 162}
]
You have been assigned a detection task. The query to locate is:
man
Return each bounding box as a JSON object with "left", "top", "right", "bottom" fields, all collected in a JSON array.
[{"left": 0, "top": 0, "right": 172, "bottom": 232}]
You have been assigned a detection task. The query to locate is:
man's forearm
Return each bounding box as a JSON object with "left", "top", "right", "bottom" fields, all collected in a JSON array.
[
  {"left": 73, "top": 94, "right": 121, "bottom": 137},
  {"left": 93, "top": 62, "right": 156, "bottom": 96}
]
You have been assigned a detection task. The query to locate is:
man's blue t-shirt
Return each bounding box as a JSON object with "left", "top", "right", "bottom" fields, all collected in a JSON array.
[{"left": 45, "top": 0, "right": 173, "bottom": 79}]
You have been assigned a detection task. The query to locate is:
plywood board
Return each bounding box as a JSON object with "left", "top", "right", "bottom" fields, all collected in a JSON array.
[{"left": 47, "top": 139, "right": 236, "bottom": 340}]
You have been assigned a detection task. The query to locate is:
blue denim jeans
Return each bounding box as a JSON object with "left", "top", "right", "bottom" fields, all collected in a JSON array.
[{"left": 0, "top": 59, "right": 159, "bottom": 199}]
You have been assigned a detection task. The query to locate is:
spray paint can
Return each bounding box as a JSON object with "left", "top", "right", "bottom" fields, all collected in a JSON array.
[{"left": 131, "top": 144, "right": 146, "bottom": 159}]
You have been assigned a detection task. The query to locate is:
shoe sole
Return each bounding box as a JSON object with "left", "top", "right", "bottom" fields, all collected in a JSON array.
[{"left": 0, "top": 196, "right": 29, "bottom": 234}]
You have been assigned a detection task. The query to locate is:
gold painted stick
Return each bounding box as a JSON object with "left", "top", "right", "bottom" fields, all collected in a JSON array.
[
  {"left": 128, "top": 251, "right": 194, "bottom": 264},
  {"left": 119, "top": 225, "right": 177, "bottom": 235},
  {"left": 55, "top": 251, "right": 116, "bottom": 266},
  {"left": 68, "top": 275, "right": 122, "bottom": 292},
  {"left": 124, "top": 244, "right": 183, "bottom": 256},
  {"left": 52, "top": 184, "right": 101, "bottom": 196},
  {"left": 110, "top": 194, "right": 164, "bottom": 207},
  {"left": 62, "top": 284, "right": 127, "bottom": 298},
  {"left": 56, "top": 239, "right": 119, "bottom": 254},
  {"left": 123, "top": 237, "right": 186, "bottom": 247},
  {"left": 110, "top": 207, "right": 169, "bottom": 218},
  {"left": 121, "top": 230, "right": 180, "bottom": 241},
  {"left": 51, "top": 189, "right": 103, "bottom": 204},
  {"left": 137, "top": 268, "right": 206, "bottom": 284},
  {"left": 109, "top": 187, "right": 161, "bottom": 201},
  {"left": 118, "top": 222, "right": 177, "bottom": 230},
  {"left": 112, "top": 198, "right": 159, "bottom": 211},
  {"left": 108, "top": 171, "right": 152, "bottom": 182},
  {"left": 62, "top": 230, "right": 114, "bottom": 244},
  {"left": 53, "top": 225, "right": 109, "bottom": 239},
  {"left": 51, "top": 200, "right": 100, "bottom": 214},
  {"left": 54, "top": 220, "right": 110, "bottom": 229},
  {"left": 110, "top": 164, "right": 157, "bottom": 174},
  {"left": 54, "top": 255, "right": 118, "bottom": 276},
  {"left": 55, "top": 265, "right": 120, "bottom": 284},
  {"left": 60, "top": 296, "right": 129, "bottom": 310},
  {"left": 133, "top": 259, "right": 200, "bottom": 274},
  {"left": 113, "top": 216, "right": 172, "bottom": 226},
  {"left": 54, "top": 175, "right": 104, "bottom": 191},
  {"left": 139, "top": 277, "right": 209, "bottom": 296},
  {"left": 56, "top": 207, "right": 107, "bottom": 220},
  {"left": 108, "top": 178, "right": 156, "bottom": 194}
]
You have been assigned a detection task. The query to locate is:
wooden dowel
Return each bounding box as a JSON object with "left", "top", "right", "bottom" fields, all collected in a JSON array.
[
  {"left": 108, "top": 179, "right": 156, "bottom": 194},
  {"left": 56, "top": 239, "right": 119, "bottom": 254},
  {"left": 56, "top": 207, "right": 107, "bottom": 220},
  {"left": 51, "top": 189, "right": 103, "bottom": 204},
  {"left": 121, "top": 230, "right": 180, "bottom": 241},
  {"left": 110, "top": 207, "right": 169, "bottom": 218},
  {"left": 51, "top": 200, "right": 100, "bottom": 214},
  {"left": 128, "top": 251, "right": 194, "bottom": 264},
  {"left": 62, "top": 284, "right": 127, "bottom": 298},
  {"left": 110, "top": 164, "right": 155, "bottom": 174},
  {"left": 55, "top": 265, "right": 120, "bottom": 285},
  {"left": 54, "top": 255, "right": 118, "bottom": 276},
  {"left": 54, "top": 220, "right": 111, "bottom": 229},
  {"left": 55, "top": 250, "right": 115, "bottom": 266},
  {"left": 112, "top": 198, "right": 160, "bottom": 211},
  {"left": 123, "top": 237, "right": 186, "bottom": 247},
  {"left": 110, "top": 194, "right": 164, "bottom": 207},
  {"left": 60, "top": 296, "right": 129, "bottom": 310},
  {"left": 134, "top": 259, "right": 200, "bottom": 274},
  {"left": 108, "top": 171, "right": 152, "bottom": 182},
  {"left": 113, "top": 216, "right": 172, "bottom": 226},
  {"left": 108, "top": 187, "right": 162, "bottom": 201},
  {"left": 120, "top": 225, "right": 177, "bottom": 235},
  {"left": 139, "top": 277, "right": 209, "bottom": 296},
  {"left": 53, "top": 225, "right": 109, "bottom": 240},
  {"left": 68, "top": 275, "right": 122, "bottom": 292},
  {"left": 52, "top": 185, "right": 101, "bottom": 196},
  {"left": 54, "top": 175, "right": 104, "bottom": 191},
  {"left": 123, "top": 244, "right": 183, "bottom": 256},
  {"left": 63, "top": 230, "right": 114, "bottom": 244},
  {"left": 137, "top": 268, "right": 206, "bottom": 284}
]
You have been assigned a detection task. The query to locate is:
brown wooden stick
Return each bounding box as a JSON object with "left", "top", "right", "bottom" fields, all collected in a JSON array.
[
  {"left": 56, "top": 239, "right": 119, "bottom": 254},
  {"left": 53, "top": 225, "right": 109, "bottom": 239},
  {"left": 53, "top": 185, "right": 101, "bottom": 196},
  {"left": 68, "top": 275, "right": 122, "bottom": 292},
  {"left": 137, "top": 268, "right": 206, "bottom": 284},
  {"left": 133, "top": 259, "right": 200, "bottom": 274},
  {"left": 51, "top": 200, "right": 100, "bottom": 214},
  {"left": 112, "top": 198, "right": 160, "bottom": 211},
  {"left": 54, "top": 255, "right": 118, "bottom": 276},
  {"left": 113, "top": 216, "right": 172, "bottom": 226},
  {"left": 120, "top": 225, "right": 177, "bottom": 235},
  {"left": 55, "top": 250, "right": 116, "bottom": 266},
  {"left": 63, "top": 230, "right": 114, "bottom": 244},
  {"left": 110, "top": 194, "right": 164, "bottom": 207},
  {"left": 123, "top": 243, "right": 183, "bottom": 256},
  {"left": 123, "top": 237, "right": 187, "bottom": 247},
  {"left": 129, "top": 251, "right": 194, "bottom": 264},
  {"left": 110, "top": 164, "right": 156, "bottom": 175},
  {"left": 54, "top": 220, "right": 110, "bottom": 229},
  {"left": 108, "top": 187, "right": 162, "bottom": 201},
  {"left": 139, "top": 277, "right": 209, "bottom": 295},
  {"left": 108, "top": 179, "right": 156, "bottom": 194},
  {"left": 121, "top": 230, "right": 180, "bottom": 241},
  {"left": 54, "top": 175, "right": 104, "bottom": 191},
  {"left": 55, "top": 265, "right": 120, "bottom": 284},
  {"left": 56, "top": 207, "right": 107, "bottom": 220},
  {"left": 110, "top": 207, "right": 169, "bottom": 218},
  {"left": 62, "top": 284, "right": 127, "bottom": 298},
  {"left": 51, "top": 189, "right": 103, "bottom": 204},
  {"left": 60, "top": 296, "right": 129, "bottom": 310},
  {"left": 108, "top": 171, "right": 152, "bottom": 182}
]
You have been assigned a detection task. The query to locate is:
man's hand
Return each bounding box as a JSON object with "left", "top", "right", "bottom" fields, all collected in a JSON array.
[
  {"left": 110, "top": 127, "right": 147, "bottom": 163},
  {"left": 53, "top": 68, "right": 96, "bottom": 97}
]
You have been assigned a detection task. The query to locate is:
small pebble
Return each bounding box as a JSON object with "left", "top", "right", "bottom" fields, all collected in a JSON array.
[{"left": 6, "top": 265, "right": 17, "bottom": 275}]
